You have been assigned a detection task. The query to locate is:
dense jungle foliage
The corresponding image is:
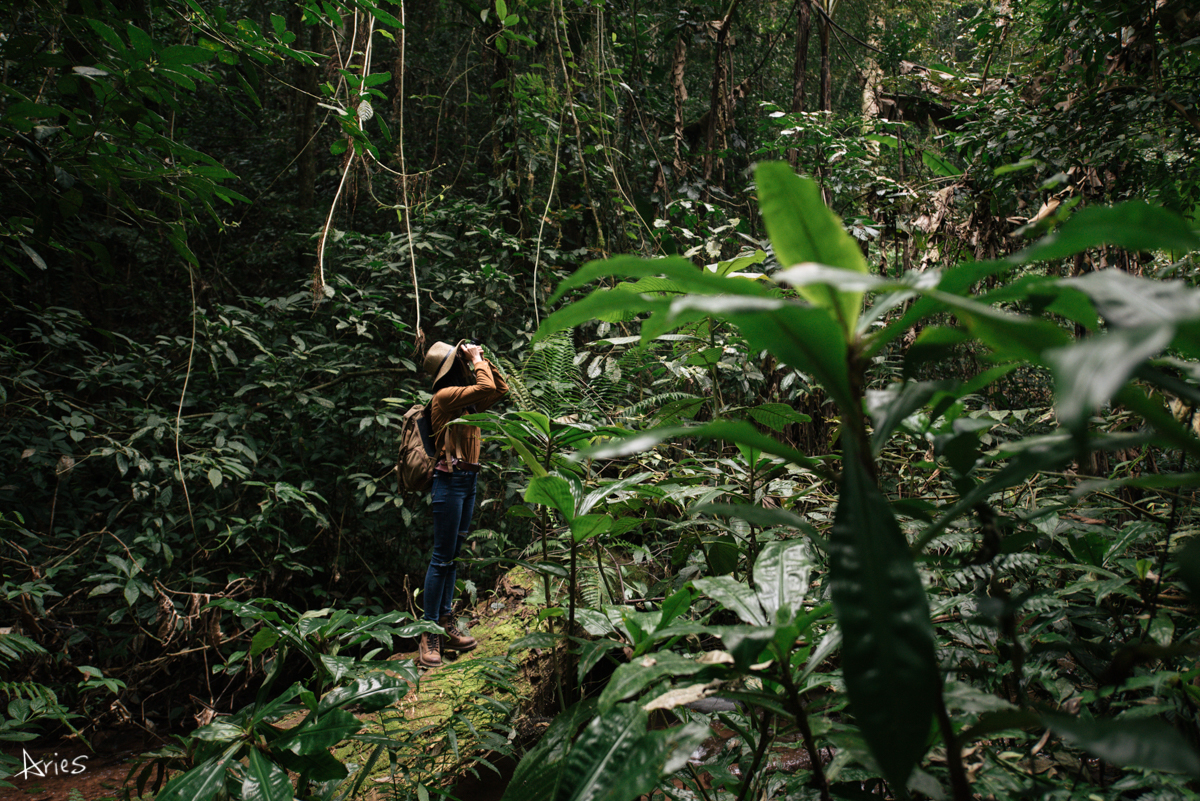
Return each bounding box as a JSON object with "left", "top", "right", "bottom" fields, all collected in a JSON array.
[{"left": 3, "top": 0, "right": 1200, "bottom": 799}]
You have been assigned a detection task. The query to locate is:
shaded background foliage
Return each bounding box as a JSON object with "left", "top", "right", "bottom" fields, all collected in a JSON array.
[{"left": 2, "top": 0, "right": 1200, "bottom": 795}]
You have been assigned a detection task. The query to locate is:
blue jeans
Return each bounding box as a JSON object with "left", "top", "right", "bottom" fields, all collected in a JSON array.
[{"left": 423, "top": 470, "right": 477, "bottom": 622}]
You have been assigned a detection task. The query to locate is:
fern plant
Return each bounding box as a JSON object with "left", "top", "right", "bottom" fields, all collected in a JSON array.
[{"left": 502, "top": 332, "right": 612, "bottom": 420}]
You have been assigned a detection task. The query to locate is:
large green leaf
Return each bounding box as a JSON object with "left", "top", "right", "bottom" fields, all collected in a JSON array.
[
  {"left": 154, "top": 744, "right": 240, "bottom": 801},
  {"left": 275, "top": 707, "right": 362, "bottom": 755},
  {"left": 1046, "top": 325, "right": 1175, "bottom": 431},
  {"left": 272, "top": 748, "right": 347, "bottom": 783},
  {"left": 557, "top": 704, "right": 708, "bottom": 801},
  {"left": 500, "top": 701, "right": 706, "bottom": 801},
  {"left": 502, "top": 701, "right": 598, "bottom": 801},
  {"left": 932, "top": 290, "right": 1071, "bottom": 363},
  {"left": 317, "top": 675, "right": 409, "bottom": 713},
  {"left": 640, "top": 294, "right": 854, "bottom": 414},
  {"left": 547, "top": 255, "right": 769, "bottom": 306},
  {"left": 756, "top": 161, "right": 867, "bottom": 337},
  {"left": 1045, "top": 714, "right": 1200, "bottom": 777},
  {"left": 570, "top": 513, "right": 612, "bottom": 543},
  {"left": 692, "top": 503, "right": 823, "bottom": 541},
  {"left": 866, "top": 260, "right": 1011, "bottom": 358},
  {"left": 1016, "top": 202, "right": 1200, "bottom": 263},
  {"left": 743, "top": 402, "right": 813, "bottom": 431},
  {"left": 241, "top": 748, "right": 293, "bottom": 801},
  {"left": 866, "top": 380, "right": 957, "bottom": 456},
  {"left": 718, "top": 300, "right": 855, "bottom": 414},
  {"left": 1065, "top": 269, "right": 1200, "bottom": 328},
  {"left": 752, "top": 541, "right": 814, "bottom": 625},
  {"left": 526, "top": 474, "right": 577, "bottom": 520},
  {"left": 598, "top": 651, "right": 710, "bottom": 711},
  {"left": 830, "top": 444, "right": 939, "bottom": 791},
  {"left": 535, "top": 288, "right": 669, "bottom": 344},
  {"left": 1174, "top": 537, "right": 1200, "bottom": 606},
  {"left": 583, "top": 420, "right": 823, "bottom": 473},
  {"left": 577, "top": 472, "right": 656, "bottom": 517},
  {"left": 693, "top": 575, "right": 767, "bottom": 626}
]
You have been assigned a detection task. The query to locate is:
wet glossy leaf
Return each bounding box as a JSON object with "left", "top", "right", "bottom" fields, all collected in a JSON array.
[
  {"left": 598, "top": 652, "right": 708, "bottom": 711},
  {"left": 693, "top": 575, "right": 766, "bottom": 626},
  {"left": 154, "top": 744, "right": 239, "bottom": 801},
  {"left": 559, "top": 705, "right": 708, "bottom": 801},
  {"left": 752, "top": 540, "right": 814, "bottom": 624},
  {"left": 318, "top": 675, "right": 409, "bottom": 713},
  {"left": 276, "top": 707, "right": 361, "bottom": 754},
  {"left": 241, "top": 748, "right": 292, "bottom": 801}
]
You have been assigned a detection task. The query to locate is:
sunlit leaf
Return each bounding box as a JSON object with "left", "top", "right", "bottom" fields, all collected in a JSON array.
[
  {"left": 755, "top": 161, "right": 868, "bottom": 337},
  {"left": 525, "top": 474, "right": 576, "bottom": 520}
]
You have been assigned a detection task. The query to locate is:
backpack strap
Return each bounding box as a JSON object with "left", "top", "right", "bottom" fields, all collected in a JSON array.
[{"left": 415, "top": 404, "right": 435, "bottom": 457}]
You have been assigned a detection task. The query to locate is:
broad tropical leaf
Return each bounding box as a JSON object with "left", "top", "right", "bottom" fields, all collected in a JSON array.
[
  {"left": 830, "top": 443, "right": 939, "bottom": 790},
  {"left": 756, "top": 161, "right": 868, "bottom": 337}
]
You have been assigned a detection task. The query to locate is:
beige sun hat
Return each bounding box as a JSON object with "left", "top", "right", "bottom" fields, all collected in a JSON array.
[{"left": 423, "top": 339, "right": 466, "bottom": 384}]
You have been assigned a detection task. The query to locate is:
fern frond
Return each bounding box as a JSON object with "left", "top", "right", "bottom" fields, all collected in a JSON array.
[
  {"left": 0, "top": 631, "right": 46, "bottom": 670},
  {"left": 616, "top": 392, "right": 705, "bottom": 421}
]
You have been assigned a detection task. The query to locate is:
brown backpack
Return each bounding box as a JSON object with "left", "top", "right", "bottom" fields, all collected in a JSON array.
[{"left": 397, "top": 404, "right": 436, "bottom": 493}]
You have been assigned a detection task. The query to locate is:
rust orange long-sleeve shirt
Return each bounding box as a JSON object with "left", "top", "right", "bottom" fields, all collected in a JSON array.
[{"left": 429, "top": 359, "right": 508, "bottom": 469}]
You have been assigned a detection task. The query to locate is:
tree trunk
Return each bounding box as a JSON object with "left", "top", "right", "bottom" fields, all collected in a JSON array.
[
  {"left": 791, "top": 0, "right": 811, "bottom": 114},
  {"left": 670, "top": 32, "right": 689, "bottom": 187},
  {"left": 788, "top": 0, "right": 811, "bottom": 168},
  {"left": 294, "top": 19, "right": 320, "bottom": 211},
  {"left": 703, "top": 0, "right": 742, "bottom": 186},
  {"left": 819, "top": 15, "right": 831, "bottom": 112}
]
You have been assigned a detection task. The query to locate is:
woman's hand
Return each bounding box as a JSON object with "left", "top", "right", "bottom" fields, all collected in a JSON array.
[{"left": 460, "top": 343, "right": 484, "bottom": 366}]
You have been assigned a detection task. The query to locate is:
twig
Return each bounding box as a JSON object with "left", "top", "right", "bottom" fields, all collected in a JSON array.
[
  {"left": 175, "top": 269, "right": 198, "bottom": 541},
  {"left": 531, "top": 105, "right": 566, "bottom": 328},
  {"left": 396, "top": 0, "right": 424, "bottom": 349},
  {"left": 736, "top": 709, "right": 773, "bottom": 801},
  {"left": 315, "top": 11, "right": 376, "bottom": 303}
]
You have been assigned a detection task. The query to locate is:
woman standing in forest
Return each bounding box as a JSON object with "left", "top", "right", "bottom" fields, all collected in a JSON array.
[{"left": 418, "top": 339, "right": 509, "bottom": 668}]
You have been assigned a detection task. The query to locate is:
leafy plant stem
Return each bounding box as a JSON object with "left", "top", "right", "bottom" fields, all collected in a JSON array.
[
  {"left": 745, "top": 451, "right": 757, "bottom": 580},
  {"left": 934, "top": 687, "right": 972, "bottom": 801},
  {"left": 687, "top": 762, "right": 717, "bottom": 801},
  {"left": 596, "top": 544, "right": 615, "bottom": 605},
  {"left": 567, "top": 533, "right": 578, "bottom": 703},
  {"left": 1140, "top": 448, "right": 1188, "bottom": 642},
  {"left": 736, "top": 708, "right": 773, "bottom": 801},
  {"left": 778, "top": 658, "right": 831, "bottom": 801}
]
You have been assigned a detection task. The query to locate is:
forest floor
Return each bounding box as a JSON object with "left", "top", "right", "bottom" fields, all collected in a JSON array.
[{"left": 0, "top": 569, "right": 554, "bottom": 801}]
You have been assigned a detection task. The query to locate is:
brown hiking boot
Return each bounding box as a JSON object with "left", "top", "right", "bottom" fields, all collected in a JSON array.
[
  {"left": 418, "top": 631, "right": 442, "bottom": 668},
  {"left": 439, "top": 615, "right": 477, "bottom": 652}
]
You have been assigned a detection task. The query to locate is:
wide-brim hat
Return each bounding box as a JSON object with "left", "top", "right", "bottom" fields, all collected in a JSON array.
[{"left": 423, "top": 339, "right": 466, "bottom": 385}]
